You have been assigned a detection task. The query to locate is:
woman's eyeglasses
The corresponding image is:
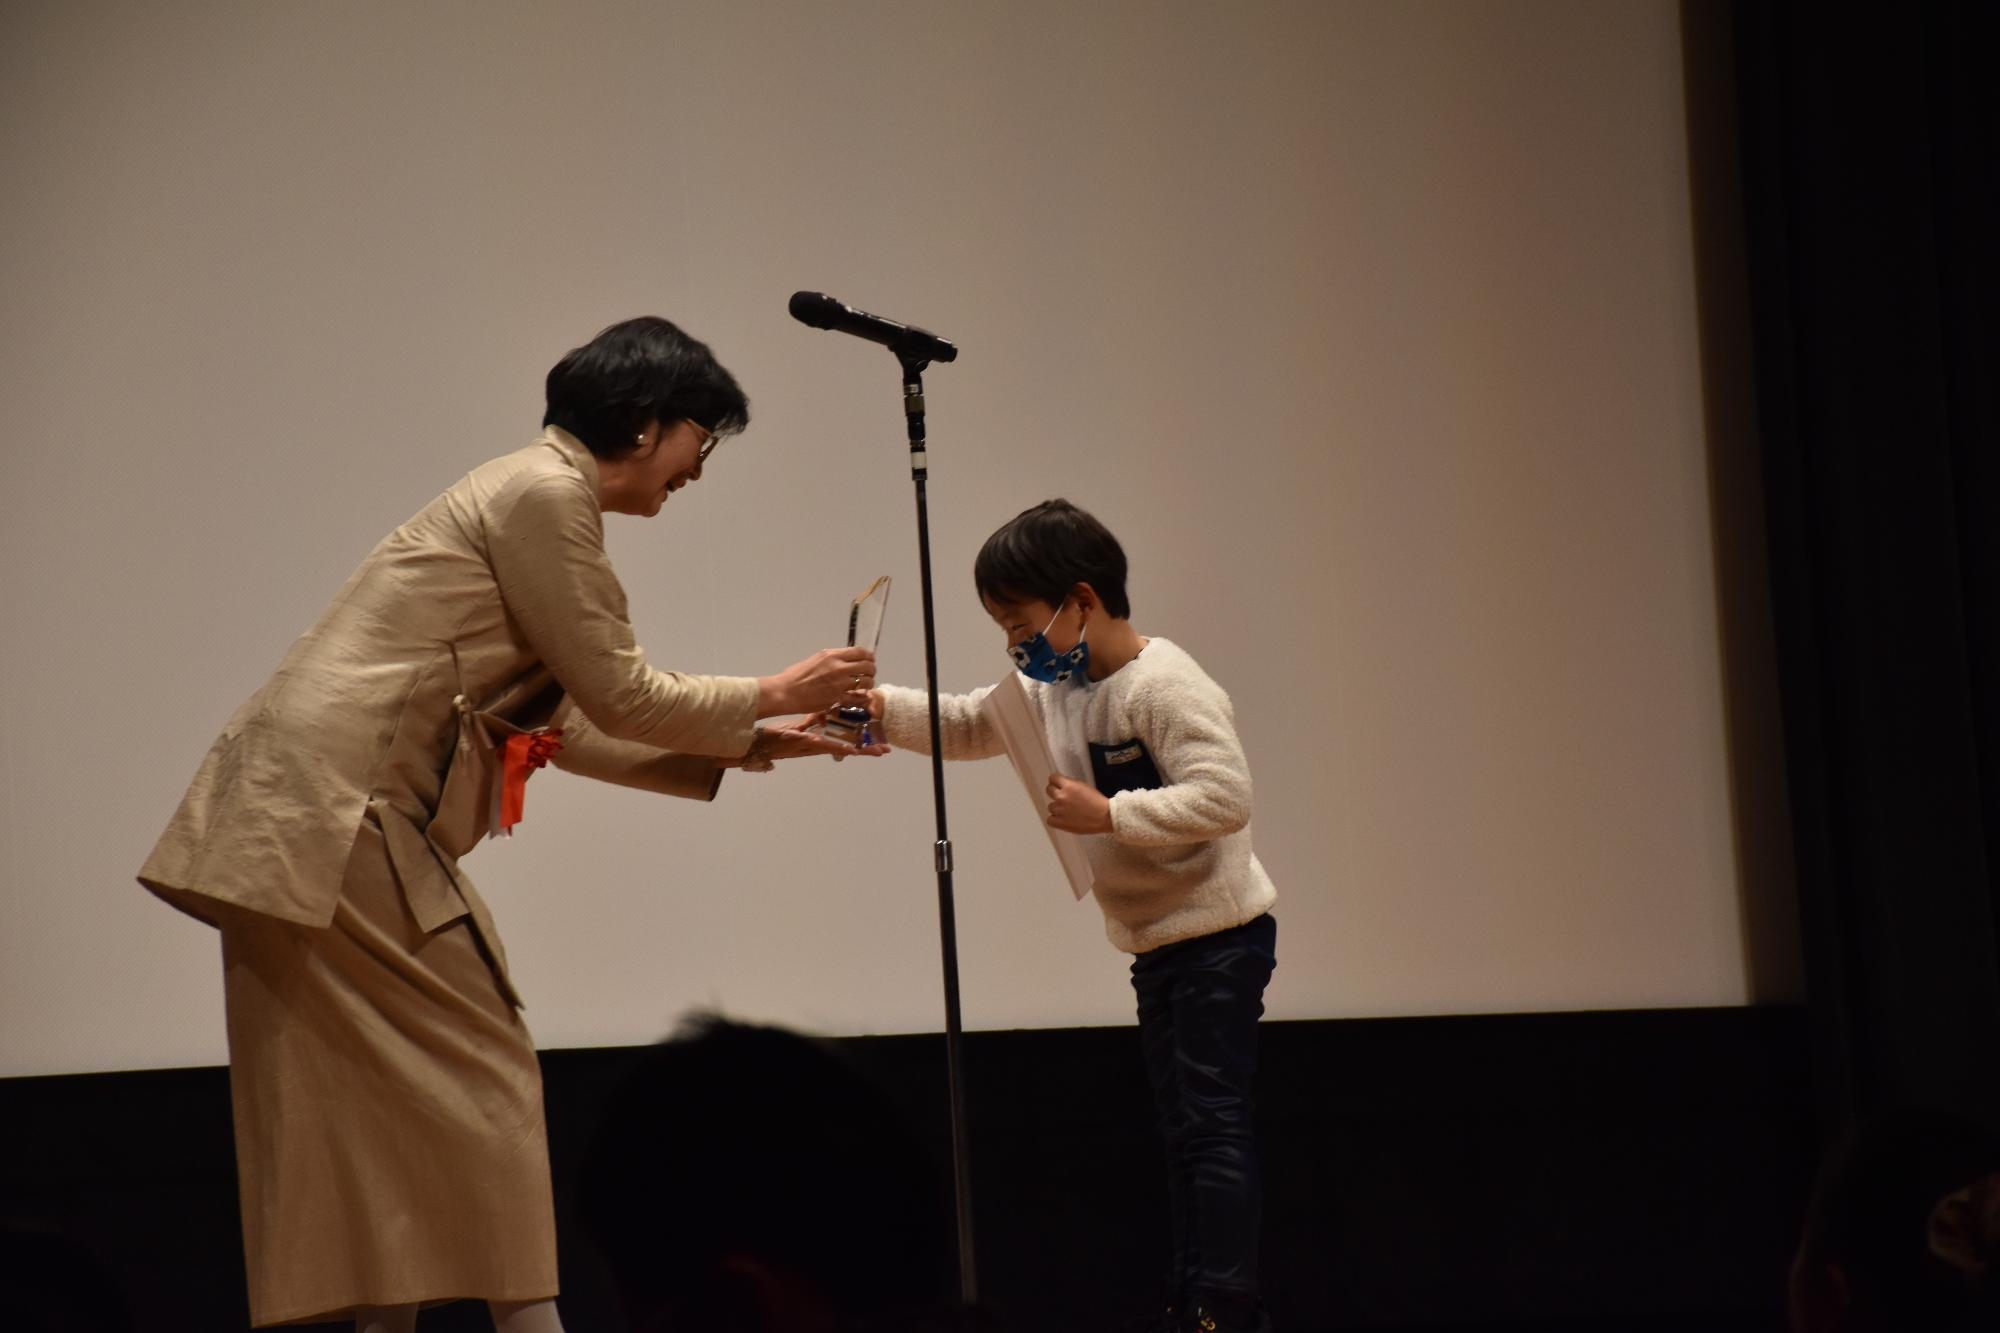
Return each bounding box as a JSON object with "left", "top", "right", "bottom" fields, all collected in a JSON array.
[{"left": 696, "top": 424, "right": 727, "bottom": 464}]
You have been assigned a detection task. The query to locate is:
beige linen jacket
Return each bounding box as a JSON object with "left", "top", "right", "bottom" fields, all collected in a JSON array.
[{"left": 139, "top": 427, "right": 760, "bottom": 963}]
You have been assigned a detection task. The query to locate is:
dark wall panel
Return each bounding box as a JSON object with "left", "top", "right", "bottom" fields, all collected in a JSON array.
[{"left": 0, "top": 1009, "right": 1815, "bottom": 1332}]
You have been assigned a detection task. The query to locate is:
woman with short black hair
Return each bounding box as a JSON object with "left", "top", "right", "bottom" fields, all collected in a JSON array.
[{"left": 139, "top": 316, "right": 879, "bottom": 1333}]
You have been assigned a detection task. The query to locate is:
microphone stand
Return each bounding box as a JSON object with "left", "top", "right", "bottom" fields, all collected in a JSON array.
[{"left": 896, "top": 345, "right": 979, "bottom": 1310}]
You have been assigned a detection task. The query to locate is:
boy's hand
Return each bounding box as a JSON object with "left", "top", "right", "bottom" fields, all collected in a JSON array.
[{"left": 1045, "top": 774, "right": 1113, "bottom": 834}]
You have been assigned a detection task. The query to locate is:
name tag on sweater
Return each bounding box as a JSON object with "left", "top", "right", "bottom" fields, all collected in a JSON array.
[{"left": 1090, "top": 738, "right": 1164, "bottom": 797}]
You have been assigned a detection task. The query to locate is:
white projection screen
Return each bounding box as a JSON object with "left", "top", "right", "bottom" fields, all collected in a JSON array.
[{"left": 0, "top": 0, "right": 1800, "bottom": 1077}]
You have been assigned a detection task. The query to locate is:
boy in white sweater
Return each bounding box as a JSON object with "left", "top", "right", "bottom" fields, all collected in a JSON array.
[{"left": 868, "top": 499, "right": 1279, "bottom": 1333}]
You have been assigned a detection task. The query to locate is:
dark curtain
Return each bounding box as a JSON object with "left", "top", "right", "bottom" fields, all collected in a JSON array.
[{"left": 1731, "top": 0, "right": 2000, "bottom": 1127}]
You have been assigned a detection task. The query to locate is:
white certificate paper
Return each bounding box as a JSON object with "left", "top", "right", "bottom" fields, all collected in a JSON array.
[{"left": 983, "top": 673, "right": 1095, "bottom": 901}]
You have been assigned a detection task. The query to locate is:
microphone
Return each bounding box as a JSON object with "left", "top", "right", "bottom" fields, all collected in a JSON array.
[{"left": 788, "top": 291, "right": 959, "bottom": 364}]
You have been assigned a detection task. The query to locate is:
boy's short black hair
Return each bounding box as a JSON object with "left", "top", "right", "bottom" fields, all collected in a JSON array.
[
  {"left": 974, "top": 498, "right": 1131, "bottom": 619},
  {"left": 543, "top": 315, "right": 750, "bottom": 459}
]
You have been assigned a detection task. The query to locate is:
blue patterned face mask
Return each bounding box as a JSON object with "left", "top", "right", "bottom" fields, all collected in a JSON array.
[{"left": 1009, "top": 600, "right": 1090, "bottom": 685}]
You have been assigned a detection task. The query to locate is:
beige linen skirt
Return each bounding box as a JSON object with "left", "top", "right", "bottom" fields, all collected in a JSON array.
[{"left": 218, "top": 817, "right": 557, "bottom": 1326}]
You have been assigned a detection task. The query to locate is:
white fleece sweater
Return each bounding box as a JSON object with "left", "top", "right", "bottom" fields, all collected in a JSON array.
[{"left": 878, "top": 637, "right": 1277, "bottom": 954}]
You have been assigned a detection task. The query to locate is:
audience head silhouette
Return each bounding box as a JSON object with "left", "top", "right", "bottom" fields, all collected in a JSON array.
[
  {"left": 581, "top": 1012, "right": 951, "bottom": 1333},
  {"left": 1790, "top": 1108, "right": 2000, "bottom": 1333}
]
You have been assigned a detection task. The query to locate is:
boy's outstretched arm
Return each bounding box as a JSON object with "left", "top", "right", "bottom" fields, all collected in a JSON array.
[
  {"left": 872, "top": 683, "right": 1007, "bottom": 760},
  {"left": 1105, "top": 678, "right": 1254, "bottom": 845}
]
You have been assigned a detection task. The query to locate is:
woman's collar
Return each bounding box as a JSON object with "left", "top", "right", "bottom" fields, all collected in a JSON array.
[{"left": 539, "top": 425, "right": 602, "bottom": 499}]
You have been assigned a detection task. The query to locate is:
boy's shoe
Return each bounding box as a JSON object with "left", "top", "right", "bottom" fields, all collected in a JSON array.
[
  {"left": 1120, "top": 1299, "right": 1180, "bottom": 1333},
  {"left": 1184, "top": 1295, "right": 1273, "bottom": 1333}
]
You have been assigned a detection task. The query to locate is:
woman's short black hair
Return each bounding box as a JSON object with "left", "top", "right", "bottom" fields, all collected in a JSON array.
[
  {"left": 974, "top": 498, "right": 1131, "bottom": 619},
  {"left": 543, "top": 316, "right": 750, "bottom": 459}
]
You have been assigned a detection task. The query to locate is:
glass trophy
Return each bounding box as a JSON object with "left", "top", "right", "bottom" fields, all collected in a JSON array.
[{"left": 818, "top": 575, "right": 890, "bottom": 745}]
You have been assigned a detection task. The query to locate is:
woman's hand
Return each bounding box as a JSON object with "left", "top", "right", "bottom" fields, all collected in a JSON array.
[
  {"left": 1045, "top": 773, "right": 1114, "bottom": 834},
  {"left": 733, "top": 718, "right": 890, "bottom": 767},
  {"left": 757, "top": 647, "right": 877, "bottom": 718}
]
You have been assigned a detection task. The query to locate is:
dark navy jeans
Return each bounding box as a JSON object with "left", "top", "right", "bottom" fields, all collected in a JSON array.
[{"left": 1129, "top": 912, "right": 1278, "bottom": 1305}]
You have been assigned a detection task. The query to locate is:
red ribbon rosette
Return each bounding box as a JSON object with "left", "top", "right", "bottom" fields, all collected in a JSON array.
[{"left": 498, "top": 728, "right": 564, "bottom": 835}]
